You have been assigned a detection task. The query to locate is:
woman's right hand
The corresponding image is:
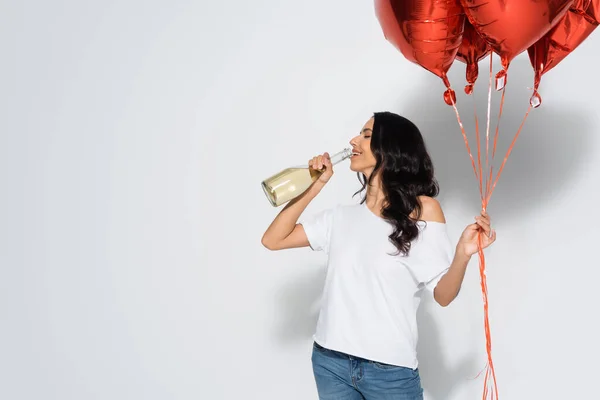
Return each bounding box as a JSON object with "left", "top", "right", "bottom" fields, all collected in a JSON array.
[
  {"left": 262, "top": 152, "right": 332, "bottom": 251},
  {"left": 309, "top": 152, "right": 334, "bottom": 184}
]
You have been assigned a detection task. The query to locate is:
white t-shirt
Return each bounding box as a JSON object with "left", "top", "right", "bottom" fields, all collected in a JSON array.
[{"left": 300, "top": 202, "right": 453, "bottom": 368}]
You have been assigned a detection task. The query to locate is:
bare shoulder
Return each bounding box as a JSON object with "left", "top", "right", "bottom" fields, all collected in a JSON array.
[{"left": 417, "top": 196, "right": 446, "bottom": 223}]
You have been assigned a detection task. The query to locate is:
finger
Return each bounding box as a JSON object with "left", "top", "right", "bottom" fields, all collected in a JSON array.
[
  {"left": 466, "top": 222, "right": 478, "bottom": 230},
  {"left": 475, "top": 218, "right": 490, "bottom": 231},
  {"left": 479, "top": 212, "right": 490, "bottom": 223},
  {"left": 464, "top": 223, "right": 479, "bottom": 236},
  {"left": 317, "top": 155, "right": 324, "bottom": 170},
  {"left": 483, "top": 227, "right": 495, "bottom": 240},
  {"left": 480, "top": 222, "right": 492, "bottom": 237},
  {"left": 475, "top": 216, "right": 491, "bottom": 233},
  {"left": 474, "top": 216, "right": 489, "bottom": 227},
  {"left": 484, "top": 229, "right": 496, "bottom": 242},
  {"left": 480, "top": 231, "right": 496, "bottom": 249}
]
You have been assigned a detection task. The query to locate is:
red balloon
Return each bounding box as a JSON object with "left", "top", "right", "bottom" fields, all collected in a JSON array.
[
  {"left": 460, "top": 0, "right": 573, "bottom": 88},
  {"left": 455, "top": 21, "right": 490, "bottom": 95},
  {"left": 374, "top": 0, "right": 466, "bottom": 105},
  {"left": 527, "top": 0, "right": 600, "bottom": 107}
]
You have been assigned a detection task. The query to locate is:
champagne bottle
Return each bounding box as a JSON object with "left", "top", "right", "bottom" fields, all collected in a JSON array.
[{"left": 261, "top": 148, "right": 353, "bottom": 207}]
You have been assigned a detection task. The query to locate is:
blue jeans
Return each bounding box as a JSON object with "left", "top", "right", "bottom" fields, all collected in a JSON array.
[{"left": 311, "top": 342, "right": 424, "bottom": 400}]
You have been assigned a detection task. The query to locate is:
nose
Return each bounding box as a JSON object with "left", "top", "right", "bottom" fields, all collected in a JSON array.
[{"left": 349, "top": 136, "right": 359, "bottom": 147}]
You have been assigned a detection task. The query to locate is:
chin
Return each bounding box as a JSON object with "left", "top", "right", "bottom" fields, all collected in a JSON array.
[
  {"left": 350, "top": 156, "right": 376, "bottom": 173},
  {"left": 349, "top": 162, "right": 365, "bottom": 174}
]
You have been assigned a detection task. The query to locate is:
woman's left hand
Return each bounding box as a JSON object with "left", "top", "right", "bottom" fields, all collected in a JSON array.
[{"left": 457, "top": 211, "right": 496, "bottom": 258}]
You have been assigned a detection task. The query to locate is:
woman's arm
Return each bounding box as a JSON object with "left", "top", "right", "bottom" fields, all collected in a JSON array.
[
  {"left": 261, "top": 153, "right": 333, "bottom": 251},
  {"left": 418, "top": 197, "right": 495, "bottom": 307},
  {"left": 435, "top": 211, "right": 494, "bottom": 306},
  {"left": 433, "top": 250, "right": 471, "bottom": 307}
]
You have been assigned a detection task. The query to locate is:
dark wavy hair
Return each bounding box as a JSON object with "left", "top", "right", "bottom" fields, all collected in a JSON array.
[{"left": 355, "top": 112, "right": 439, "bottom": 256}]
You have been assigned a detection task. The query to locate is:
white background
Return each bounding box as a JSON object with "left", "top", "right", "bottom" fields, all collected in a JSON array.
[{"left": 2, "top": 1, "right": 599, "bottom": 399}]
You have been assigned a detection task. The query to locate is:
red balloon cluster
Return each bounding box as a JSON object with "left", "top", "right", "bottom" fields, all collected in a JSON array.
[{"left": 375, "top": 0, "right": 600, "bottom": 106}]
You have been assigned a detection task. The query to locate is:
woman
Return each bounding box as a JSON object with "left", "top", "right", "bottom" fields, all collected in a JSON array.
[{"left": 261, "top": 112, "right": 496, "bottom": 400}]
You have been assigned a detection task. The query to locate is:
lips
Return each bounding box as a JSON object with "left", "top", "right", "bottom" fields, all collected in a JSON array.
[{"left": 351, "top": 149, "right": 362, "bottom": 157}]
